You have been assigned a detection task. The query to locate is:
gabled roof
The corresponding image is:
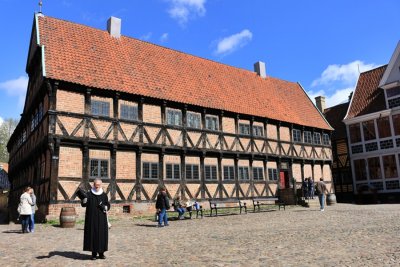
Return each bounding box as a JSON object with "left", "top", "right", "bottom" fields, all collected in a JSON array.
[
  {"left": 379, "top": 41, "right": 400, "bottom": 88},
  {"left": 345, "top": 65, "right": 387, "bottom": 120},
  {"left": 324, "top": 102, "right": 349, "bottom": 140},
  {"left": 35, "top": 14, "right": 332, "bottom": 130}
]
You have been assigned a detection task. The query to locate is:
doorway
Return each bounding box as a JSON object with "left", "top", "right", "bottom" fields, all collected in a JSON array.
[{"left": 279, "top": 171, "right": 289, "bottom": 189}]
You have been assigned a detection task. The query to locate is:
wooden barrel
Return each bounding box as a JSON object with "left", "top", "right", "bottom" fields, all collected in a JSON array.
[
  {"left": 326, "top": 194, "right": 337, "bottom": 206},
  {"left": 60, "top": 207, "right": 76, "bottom": 228}
]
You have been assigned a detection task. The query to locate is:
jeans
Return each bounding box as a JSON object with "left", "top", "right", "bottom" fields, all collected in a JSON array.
[
  {"left": 20, "top": 215, "right": 30, "bottom": 232},
  {"left": 176, "top": 207, "right": 185, "bottom": 217},
  {"left": 28, "top": 213, "right": 35, "bottom": 232},
  {"left": 158, "top": 208, "right": 168, "bottom": 226},
  {"left": 318, "top": 194, "right": 325, "bottom": 210},
  {"left": 309, "top": 188, "right": 314, "bottom": 199}
]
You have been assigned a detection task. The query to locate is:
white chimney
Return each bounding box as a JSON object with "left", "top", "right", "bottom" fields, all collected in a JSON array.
[
  {"left": 315, "top": 96, "right": 326, "bottom": 113},
  {"left": 254, "top": 61, "right": 266, "bottom": 78},
  {"left": 107, "top": 17, "right": 121, "bottom": 38}
]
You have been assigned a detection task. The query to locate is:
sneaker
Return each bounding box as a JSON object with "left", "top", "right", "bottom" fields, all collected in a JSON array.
[
  {"left": 320, "top": 209, "right": 324, "bottom": 211},
  {"left": 99, "top": 253, "right": 106, "bottom": 260},
  {"left": 157, "top": 224, "right": 164, "bottom": 228}
]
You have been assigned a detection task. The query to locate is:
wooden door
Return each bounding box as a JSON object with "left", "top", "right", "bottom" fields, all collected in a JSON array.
[{"left": 279, "top": 171, "right": 287, "bottom": 189}]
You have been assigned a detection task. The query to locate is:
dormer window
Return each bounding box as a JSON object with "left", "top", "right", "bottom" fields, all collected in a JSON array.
[{"left": 386, "top": 86, "right": 400, "bottom": 109}]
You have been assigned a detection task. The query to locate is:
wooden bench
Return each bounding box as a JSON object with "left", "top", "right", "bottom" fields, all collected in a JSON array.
[
  {"left": 155, "top": 205, "right": 203, "bottom": 221},
  {"left": 252, "top": 197, "right": 285, "bottom": 212},
  {"left": 209, "top": 199, "right": 247, "bottom": 216}
]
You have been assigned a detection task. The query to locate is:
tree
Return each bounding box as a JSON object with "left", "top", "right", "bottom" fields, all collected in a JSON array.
[{"left": 0, "top": 118, "right": 18, "bottom": 162}]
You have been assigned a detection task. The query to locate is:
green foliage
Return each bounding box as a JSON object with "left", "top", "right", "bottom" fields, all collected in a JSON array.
[{"left": 0, "top": 118, "right": 18, "bottom": 162}]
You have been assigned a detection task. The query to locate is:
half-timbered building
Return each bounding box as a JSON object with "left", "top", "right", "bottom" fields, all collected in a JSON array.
[
  {"left": 7, "top": 14, "right": 333, "bottom": 220},
  {"left": 344, "top": 41, "right": 400, "bottom": 203}
]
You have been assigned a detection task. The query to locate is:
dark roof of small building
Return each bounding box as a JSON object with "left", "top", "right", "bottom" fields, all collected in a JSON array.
[
  {"left": 346, "top": 65, "right": 387, "bottom": 119},
  {"left": 36, "top": 15, "right": 332, "bottom": 130},
  {"left": 324, "top": 102, "right": 349, "bottom": 140}
]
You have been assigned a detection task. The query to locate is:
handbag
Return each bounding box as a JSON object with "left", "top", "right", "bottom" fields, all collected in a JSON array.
[{"left": 17, "top": 204, "right": 22, "bottom": 214}]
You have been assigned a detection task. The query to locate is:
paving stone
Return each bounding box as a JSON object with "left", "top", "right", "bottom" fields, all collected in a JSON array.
[{"left": 0, "top": 204, "right": 400, "bottom": 266}]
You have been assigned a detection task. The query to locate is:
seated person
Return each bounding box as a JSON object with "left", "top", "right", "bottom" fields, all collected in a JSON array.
[{"left": 172, "top": 197, "right": 186, "bottom": 219}]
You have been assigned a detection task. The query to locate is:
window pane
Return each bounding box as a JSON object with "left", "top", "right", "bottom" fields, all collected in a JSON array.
[
  {"left": 368, "top": 157, "right": 381, "bottom": 180},
  {"left": 383, "top": 155, "right": 398, "bottom": 178},
  {"left": 91, "top": 100, "right": 110, "bottom": 116},
  {"left": 293, "top": 129, "right": 301, "bottom": 142},
  {"left": 363, "top": 120, "right": 376, "bottom": 141},
  {"left": 90, "top": 160, "right": 99, "bottom": 177},
  {"left": 193, "top": 165, "right": 199, "bottom": 179},
  {"left": 187, "top": 113, "right": 200, "bottom": 128},
  {"left": 143, "top": 163, "right": 150, "bottom": 179},
  {"left": 166, "top": 164, "right": 172, "bottom": 179},
  {"left": 349, "top": 124, "right": 362, "bottom": 143},
  {"left": 239, "top": 124, "right": 250, "bottom": 135},
  {"left": 304, "top": 131, "right": 312, "bottom": 144},
  {"left": 253, "top": 126, "right": 263, "bottom": 137},
  {"left": 313, "top": 133, "right": 321, "bottom": 145},
  {"left": 206, "top": 116, "right": 218, "bottom": 131},
  {"left": 377, "top": 117, "right": 391, "bottom": 138},
  {"left": 174, "top": 164, "right": 180, "bottom": 179},
  {"left": 120, "top": 104, "right": 138, "bottom": 121},
  {"left": 100, "top": 160, "right": 108, "bottom": 177},
  {"left": 323, "top": 134, "right": 330, "bottom": 145},
  {"left": 393, "top": 114, "right": 400, "bottom": 136},
  {"left": 212, "top": 166, "right": 217, "bottom": 180},
  {"left": 186, "top": 165, "right": 192, "bottom": 180},
  {"left": 151, "top": 163, "right": 158, "bottom": 179},
  {"left": 353, "top": 159, "right": 366, "bottom": 181},
  {"left": 386, "top": 86, "right": 400, "bottom": 98}
]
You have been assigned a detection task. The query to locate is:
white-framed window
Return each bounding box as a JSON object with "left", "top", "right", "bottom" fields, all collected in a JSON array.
[
  {"left": 239, "top": 123, "right": 250, "bottom": 135},
  {"left": 165, "top": 163, "right": 180, "bottom": 180},
  {"left": 205, "top": 165, "right": 218, "bottom": 180},
  {"left": 167, "top": 109, "right": 182, "bottom": 126},
  {"left": 253, "top": 125, "right": 264, "bottom": 137},
  {"left": 187, "top": 112, "right": 201, "bottom": 128},
  {"left": 253, "top": 167, "right": 264, "bottom": 180},
  {"left": 205, "top": 115, "right": 219, "bottom": 131},
  {"left": 223, "top": 166, "right": 235, "bottom": 180},
  {"left": 268, "top": 168, "right": 278, "bottom": 181},
  {"left": 120, "top": 104, "right": 138, "bottom": 121},
  {"left": 322, "top": 133, "right": 330, "bottom": 145},
  {"left": 238, "top": 166, "right": 249, "bottom": 180},
  {"left": 313, "top": 132, "right": 321, "bottom": 145},
  {"left": 293, "top": 129, "right": 302, "bottom": 142},
  {"left": 304, "top": 131, "right": 312, "bottom": 144},
  {"left": 186, "top": 164, "right": 199, "bottom": 180},
  {"left": 92, "top": 100, "right": 110, "bottom": 116},
  {"left": 90, "top": 159, "right": 109, "bottom": 178},
  {"left": 143, "top": 162, "right": 158, "bottom": 179}
]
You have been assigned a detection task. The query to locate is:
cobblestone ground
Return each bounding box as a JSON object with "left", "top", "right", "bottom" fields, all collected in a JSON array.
[{"left": 1, "top": 204, "right": 400, "bottom": 267}]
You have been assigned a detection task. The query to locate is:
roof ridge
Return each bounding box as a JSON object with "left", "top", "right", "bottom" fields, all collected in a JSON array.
[{"left": 360, "top": 64, "right": 387, "bottom": 75}]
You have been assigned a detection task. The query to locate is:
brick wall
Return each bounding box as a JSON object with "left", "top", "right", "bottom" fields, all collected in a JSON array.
[
  {"left": 116, "top": 151, "right": 136, "bottom": 179},
  {"left": 304, "top": 164, "right": 312, "bottom": 179},
  {"left": 59, "top": 146, "right": 82, "bottom": 177},
  {"left": 57, "top": 116, "right": 83, "bottom": 136},
  {"left": 267, "top": 124, "right": 277, "bottom": 139},
  {"left": 56, "top": 89, "right": 84, "bottom": 114},
  {"left": 142, "top": 153, "right": 158, "bottom": 163},
  {"left": 222, "top": 117, "right": 235, "bottom": 133},
  {"left": 280, "top": 126, "right": 290, "bottom": 141},
  {"left": 292, "top": 163, "right": 302, "bottom": 182},
  {"left": 143, "top": 104, "right": 161, "bottom": 124}
]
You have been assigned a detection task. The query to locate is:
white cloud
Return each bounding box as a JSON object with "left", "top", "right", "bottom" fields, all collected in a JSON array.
[
  {"left": 0, "top": 76, "right": 28, "bottom": 108},
  {"left": 160, "top": 33, "right": 169, "bottom": 43},
  {"left": 140, "top": 32, "right": 153, "bottom": 41},
  {"left": 214, "top": 29, "right": 253, "bottom": 56},
  {"left": 307, "top": 87, "right": 353, "bottom": 108},
  {"left": 166, "top": 0, "right": 206, "bottom": 25},
  {"left": 308, "top": 60, "right": 380, "bottom": 108},
  {"left": 0, "top": 117, "right": 3, "bottom": 126},
  {"left": 311, "top": 60, "right": 379, "bottom": 87}
]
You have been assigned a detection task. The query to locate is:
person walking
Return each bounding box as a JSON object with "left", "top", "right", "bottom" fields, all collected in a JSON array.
[
  {"left": 18, "top": 187, "right": 33, "bottom": 233},
  {"left": 155, "top": 187, "right": 170, "bottom": 227},
  {"left": 316, "top": 178, "right": 328, "bottom": 211},
  {"left": 308, "top": 178, "right": 315, "bottom": 199},
  {"left": 81, "top": 179, "right": 110, "bottom": 260},
  {"left": 28, "top": 188, "right": 37, "bottom": 233},
  {"left": 302, "top": 178, "right": 309, "bottom": 199}
]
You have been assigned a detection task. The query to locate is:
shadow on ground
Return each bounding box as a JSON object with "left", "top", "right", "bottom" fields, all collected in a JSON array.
[{"left": 36, "top": 251, "right": 90, "bottom": 260}]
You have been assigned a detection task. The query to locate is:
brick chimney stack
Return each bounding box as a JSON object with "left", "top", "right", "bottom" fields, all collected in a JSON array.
[{"left": 315, "top": 96, "right": 326, "bottom": 113}]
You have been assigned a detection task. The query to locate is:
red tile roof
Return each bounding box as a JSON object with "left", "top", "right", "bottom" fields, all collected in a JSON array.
[
  {"left": 346, "top": 65, "right": 387, "bottom": 119},
  {"left": 37, "top": 15, "right": 331, "bottom": 130}
]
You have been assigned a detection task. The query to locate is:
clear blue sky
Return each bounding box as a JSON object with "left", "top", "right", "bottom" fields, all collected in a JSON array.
[{"left": 0, "top": 0, "right": 399, "bottom": 122}]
